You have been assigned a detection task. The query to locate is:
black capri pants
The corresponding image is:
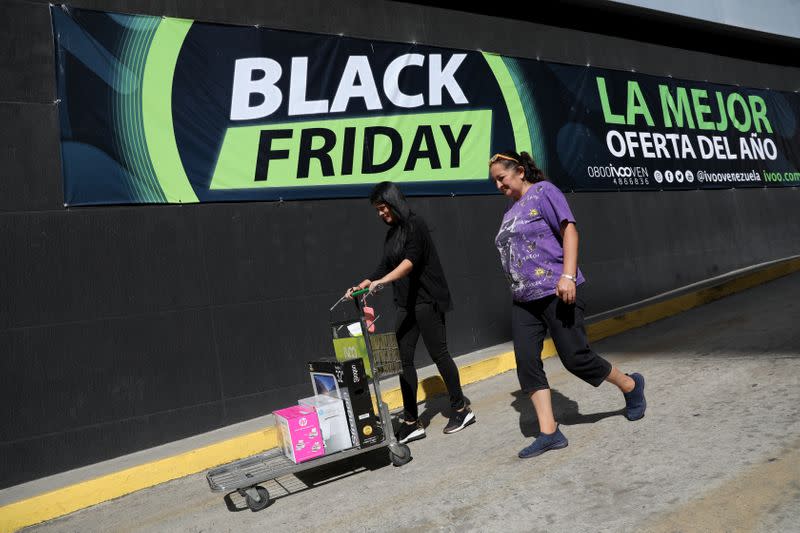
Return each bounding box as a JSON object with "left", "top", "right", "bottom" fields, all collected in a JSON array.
[{"left": 512, "top": 288, "right": 612, "bottom": 394}]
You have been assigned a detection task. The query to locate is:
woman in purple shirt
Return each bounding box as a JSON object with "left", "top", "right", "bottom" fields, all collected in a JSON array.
[{"left": 490, "top": 150, "right": 646, "bottom": 459}]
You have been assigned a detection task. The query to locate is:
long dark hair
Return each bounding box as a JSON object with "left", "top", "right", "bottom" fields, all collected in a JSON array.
[
  {"left": 369, "top": 181, "right": 414, "bottom": 262},
  {"left": 490, "top": 150, "right": 548, "bottom": 183}
]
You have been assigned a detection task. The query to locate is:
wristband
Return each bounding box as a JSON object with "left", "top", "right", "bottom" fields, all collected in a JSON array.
[{"left": 561, "top": 273, "right": 577, "bottom": 283}]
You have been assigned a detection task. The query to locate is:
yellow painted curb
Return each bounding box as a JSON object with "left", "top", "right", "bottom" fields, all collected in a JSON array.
[
  {"left": 2, "top": 257, "right": 799, "bottom": 531},
  {"left": 0, "top": 428, "right": 280, "bottom": 533},
  {"left": 587, "top": 257, "right": 800, "bottom": 342}
]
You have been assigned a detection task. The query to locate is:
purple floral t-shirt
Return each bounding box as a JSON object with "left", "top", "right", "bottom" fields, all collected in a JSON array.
[{"left": 495, "top": 181, "right": 585, "bottom": 302}]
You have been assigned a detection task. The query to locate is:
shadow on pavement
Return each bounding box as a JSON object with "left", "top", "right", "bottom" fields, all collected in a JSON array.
[
  {"left": 416, "top": 386, "right": 472, "bottom": 429},
  {"left": 511, "top": 389, "right": 625, "bottom": 437},
  {"left": 222, "top": 446, "right": 393, "bottom": 512}
]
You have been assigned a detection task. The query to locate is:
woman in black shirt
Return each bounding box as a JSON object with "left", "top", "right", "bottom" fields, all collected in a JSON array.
[{"left": 346, "top": 182, "right": 475, "bottom": 444}]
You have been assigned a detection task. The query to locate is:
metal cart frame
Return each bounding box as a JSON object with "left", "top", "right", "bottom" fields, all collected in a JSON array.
[{"left": 205, "top": 288, "right": 411, "bottom": 511}]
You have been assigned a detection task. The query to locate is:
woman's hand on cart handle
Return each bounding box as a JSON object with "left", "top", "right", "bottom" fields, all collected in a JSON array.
[
  {"left": 345, "top": 280, "right": 371, "bottom": 300},
  {"left": 368, "top": 280, "right": 385, "bottom": 294},
  {"left": 344, "top": 286, "right": 359, "bottom": 300}
]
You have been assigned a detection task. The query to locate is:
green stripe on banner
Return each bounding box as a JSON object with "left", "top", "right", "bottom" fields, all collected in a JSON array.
[
  {"left": 142, "top": 18, "right": 199, "bottom": 203},
  {"left": 114, "top": 15, "right": 166, "bottom": 203},
  {"left": 209, "top": 110, "right": 492, "bottom": 189},
  {"left": 133, "top": 17, "right": 163, "bottom": 202},
  {"left": 111, "top": 16, "right": 140, "bottom": 201},
  {"left": 503, "top": 57, "right": 548, "bottom": 174},
  {"left": 481, "top": 52, "right": 532, "bottom": 155}
]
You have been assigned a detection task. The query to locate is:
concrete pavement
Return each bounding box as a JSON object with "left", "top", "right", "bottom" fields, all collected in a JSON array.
[{"left": 24, "top": 272, "right": 800, "bottom": 532}]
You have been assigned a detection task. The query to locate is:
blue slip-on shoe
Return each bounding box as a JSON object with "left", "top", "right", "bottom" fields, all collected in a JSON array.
[
  {"left": 518, "top": 426, "right": 569, "bottom": 459},
  {"left": 624, "top": 372, "right": 646, "bottom": 421}
]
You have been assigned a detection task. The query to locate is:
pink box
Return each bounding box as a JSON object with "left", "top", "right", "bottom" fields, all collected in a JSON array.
[{"left": 273, "top": 405, "right": 326, "bottom": 463}]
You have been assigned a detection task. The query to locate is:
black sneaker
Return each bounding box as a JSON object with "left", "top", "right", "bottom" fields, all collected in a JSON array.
[
  {"left": 443, "top": 407, "right": 476, "bottom": 434},
  {"left": 396, "top": 420, "right": 426, "bottom": 444}
]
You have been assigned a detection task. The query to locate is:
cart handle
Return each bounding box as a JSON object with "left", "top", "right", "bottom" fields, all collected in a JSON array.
[
  {"left": 329, "top": 284, "right": 384, "bottom": 312},
  {"left": 353, "top": 283, "right": 384, "bottom": 297}
]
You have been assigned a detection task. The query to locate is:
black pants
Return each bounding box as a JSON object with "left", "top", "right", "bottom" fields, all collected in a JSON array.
[
  {"left": 512, "top": 290, "right": 612, "bottom": 394},
  {"left": 395, "top": 303, "right": 465, "bottom": 421}
]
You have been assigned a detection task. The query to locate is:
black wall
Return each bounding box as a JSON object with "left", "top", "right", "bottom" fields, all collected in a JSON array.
[{"left": 2, "top": 0, "right": 799, "bottom": 488}]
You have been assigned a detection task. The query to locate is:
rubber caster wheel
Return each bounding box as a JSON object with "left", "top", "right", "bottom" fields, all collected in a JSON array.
[
  {"left": 389, "top": 443, "right": 412, "bottom": 467},
  {"left": 243, "top": 486, "right": 270, "bottom": 511}
]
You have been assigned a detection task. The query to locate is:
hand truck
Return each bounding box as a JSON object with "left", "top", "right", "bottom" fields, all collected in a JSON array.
[{"left": 205, "top": 288, "right": 411, "bottom": 511}]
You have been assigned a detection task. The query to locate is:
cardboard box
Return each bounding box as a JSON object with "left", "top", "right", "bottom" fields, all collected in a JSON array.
[
  {"left": 332, "top": 335, "right": 371, "bottom": 376},
  {"left": 273, "top": 405, "right": 326, "bottom": 463},
  {"left": 299, "top": 394, "right": 352, "bottom": 454},
  {"left": 308, "top": 358, "right": 383, "bottom": 448}
]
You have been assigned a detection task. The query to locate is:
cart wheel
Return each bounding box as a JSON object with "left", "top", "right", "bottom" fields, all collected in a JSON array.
[
  {"left": 244, "top": 486, "right": 271, "bottom": 511},
  {"left": 389, "top": 443, "right": 412, "bottom": 467}
]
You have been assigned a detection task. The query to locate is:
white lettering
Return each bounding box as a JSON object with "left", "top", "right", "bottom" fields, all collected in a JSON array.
[
  {"left": 330, "top": 56, "right": 382, "bottom": 113},
  {"left": 289, "top": 57, "right": 330, "bottom": 116},
  {"left": 230, "top": 58, "right": 283, "bottom": 120},
  {"left": 624, "top": 131, "right": 640, "bottom": 157},
  {"left": 697, "top": 135, "right": 714, "bottom": 159},
  {"left": 606, "top": 130, "right": 626, "bottom": 157},
  {"left": 429, "top": 54, "right": 468, "bottom": 106},
  {"left": 383, "top": 54, "right": 425, "bottom": 108},
  {"left": 763, "top": 138, "right": 778, "bottom": 160}
]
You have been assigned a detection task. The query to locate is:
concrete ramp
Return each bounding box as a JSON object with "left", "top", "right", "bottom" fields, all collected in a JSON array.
[{"left": 24, "top": 272, "right": 800, "bottom": 532}]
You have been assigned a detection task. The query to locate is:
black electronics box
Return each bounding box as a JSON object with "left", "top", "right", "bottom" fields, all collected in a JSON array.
[{"left": 308, "top": 358, "right": 383, "bottom": 448}]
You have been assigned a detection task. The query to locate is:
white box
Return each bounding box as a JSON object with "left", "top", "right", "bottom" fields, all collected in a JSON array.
[{"left": 299, "top": 394, "right": 353, "bottom": 454}]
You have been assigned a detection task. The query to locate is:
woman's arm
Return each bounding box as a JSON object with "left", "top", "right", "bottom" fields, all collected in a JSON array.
[
  {"left": 346, "top": 240, "right": 394, "bottom": 298},
  {"left": 348, "top": 219, "right": 422, "bottom": 296},
  {"left": 369, "top": 259, "right": 413, "bottom": 292},
  {"left": 346, "top": 259, "right": 414, "bottom": 297},
  {"left": 368, "top": 218, "right": 424, "bottom": 292},
  {"left": 556, "top": 221, "right": 579, "bottom": 304}
]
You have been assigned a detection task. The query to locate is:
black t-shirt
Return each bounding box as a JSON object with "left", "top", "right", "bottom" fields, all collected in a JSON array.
[{"left": 368, "top": 214, "right": 453, "bottom": 312}]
